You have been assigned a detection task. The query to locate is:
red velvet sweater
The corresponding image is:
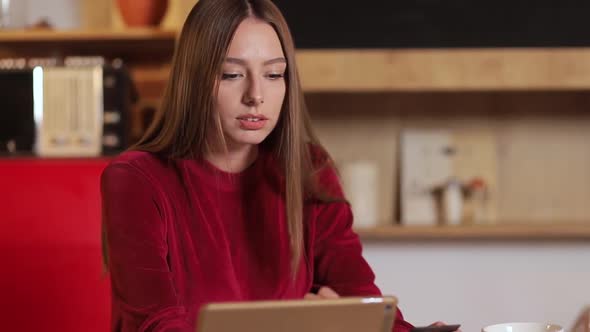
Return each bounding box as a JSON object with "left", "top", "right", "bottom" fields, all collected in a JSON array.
[{"left": 100, "top": 148, "right": 413, "bottom": 332}]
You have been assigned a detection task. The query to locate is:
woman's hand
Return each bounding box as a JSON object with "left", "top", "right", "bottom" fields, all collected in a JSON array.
[
  {"left": 428, "top": 321, "right": 462, "bottom": 332},
  {"left": 304, "top": 286, "right": 340, "bottom": 300}
]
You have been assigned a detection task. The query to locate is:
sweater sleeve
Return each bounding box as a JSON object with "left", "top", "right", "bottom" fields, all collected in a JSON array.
[
  {"left": 312, "top": 164, "right": 414, "bottom": 332},
  {"left": 101, "top": 163, "right": 191, "bottom": 332}
]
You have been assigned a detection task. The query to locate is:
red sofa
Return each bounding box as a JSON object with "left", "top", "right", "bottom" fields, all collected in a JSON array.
[{"left": 0, "top": 158, "right": 111, "bottom": 331}]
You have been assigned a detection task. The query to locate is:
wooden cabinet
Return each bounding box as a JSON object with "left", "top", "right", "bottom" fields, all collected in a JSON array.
[
  {"left": 300, "top": 48, "right": 590, "bottom": 239},
  {"left": 2, "top": 30, "right": 589, "bottom": 239}
]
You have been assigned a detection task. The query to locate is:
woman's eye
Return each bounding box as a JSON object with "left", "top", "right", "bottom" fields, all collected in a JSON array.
[
  {"left": 267, "top": 73, "right": 285, "bottom": 80},
  {"left": 221, "top": 73, "right": 242, "bottom": 80}
]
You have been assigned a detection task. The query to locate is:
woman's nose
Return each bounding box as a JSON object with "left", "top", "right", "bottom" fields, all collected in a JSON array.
[{"left": 243, "top": 77, "right": 264, "bottom": 106}]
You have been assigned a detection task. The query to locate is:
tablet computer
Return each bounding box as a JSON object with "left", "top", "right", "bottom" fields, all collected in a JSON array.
[{"left": 196, "top": 296, "right": 398, "bottom": 332}]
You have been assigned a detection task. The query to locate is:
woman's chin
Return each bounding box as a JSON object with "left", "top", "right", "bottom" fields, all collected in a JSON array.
[{"left": 230, "top": 132, "right": 270, "bottom": 147}]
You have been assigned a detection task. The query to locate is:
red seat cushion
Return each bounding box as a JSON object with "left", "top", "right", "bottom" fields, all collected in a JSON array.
[{"left": 0, "top": 158, "right": 111, "bottom": 332}]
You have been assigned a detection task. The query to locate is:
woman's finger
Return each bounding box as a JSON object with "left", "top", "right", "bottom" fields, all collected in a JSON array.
[{"left": 317, "top": 286, "right": 340, "bottom": 299}]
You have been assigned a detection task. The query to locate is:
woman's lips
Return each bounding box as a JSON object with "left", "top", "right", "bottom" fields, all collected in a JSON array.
[{"left": 237, "top": 115, "right": 268, "bottom": 130}]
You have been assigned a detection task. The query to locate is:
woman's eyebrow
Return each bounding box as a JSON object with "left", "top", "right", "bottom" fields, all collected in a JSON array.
[
  {"left": 224, "top": 57, "right": 286, "bottom": 65},
  {"left": 263, "top": 57, "right": 287, "bottom": 65}
]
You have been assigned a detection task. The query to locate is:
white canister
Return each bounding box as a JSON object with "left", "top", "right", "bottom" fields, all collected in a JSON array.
[
  {"left": 443, "top": 178, "right": 463, "bottom": 226},
  {"left": 340, "top": 160, "right": 379, "bottom": 229}
]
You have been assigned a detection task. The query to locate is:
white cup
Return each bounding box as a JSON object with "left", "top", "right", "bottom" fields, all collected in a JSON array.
[{"left": 482, "top": 322, "right": 564, "bottom": 332}]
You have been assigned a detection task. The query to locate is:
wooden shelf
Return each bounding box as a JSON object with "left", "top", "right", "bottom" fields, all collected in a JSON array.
[
  {"left": 296, "top": 49, "right": 392, "bottom": 92},
  {"left": 125, "top": 47, "right": 590, "bottom": 92},
  {"left": 354, "top": 223, "right": 590, "bottom": 241},
  {"left": 297, "top": 48, "right": 590, "bottom": 92},
  {"left": 0, "top": 29, "right": 176, "bottom": 63},
  {"left": 0, "top": 29, "right": 177, "bottom": 43},
  {"left": 4, "top": 30, "right": 590, "bottom": 91}
]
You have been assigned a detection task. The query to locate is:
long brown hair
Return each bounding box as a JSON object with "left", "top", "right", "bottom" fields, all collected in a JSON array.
[{"left": 107, "top": 0, "right": 333, "bottom": 276}]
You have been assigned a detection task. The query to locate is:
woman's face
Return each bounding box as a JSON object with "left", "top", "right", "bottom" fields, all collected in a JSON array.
[{"left": 214, "top": 17, "right": 287, "bottom": 150}]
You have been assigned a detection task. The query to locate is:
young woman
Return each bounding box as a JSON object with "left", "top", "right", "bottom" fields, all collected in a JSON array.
[{"left": 101, "top": 0, "right": 450, "bottom": 331}]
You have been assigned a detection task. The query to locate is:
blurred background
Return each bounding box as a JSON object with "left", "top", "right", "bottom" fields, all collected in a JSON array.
[{"left": 1, "top": 1, "right": 589, "bottom": 331}]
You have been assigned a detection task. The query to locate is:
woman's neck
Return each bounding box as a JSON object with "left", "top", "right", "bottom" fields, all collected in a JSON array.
[{"left": 205, "top": 143, "right": 259, "bottom": 173}]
